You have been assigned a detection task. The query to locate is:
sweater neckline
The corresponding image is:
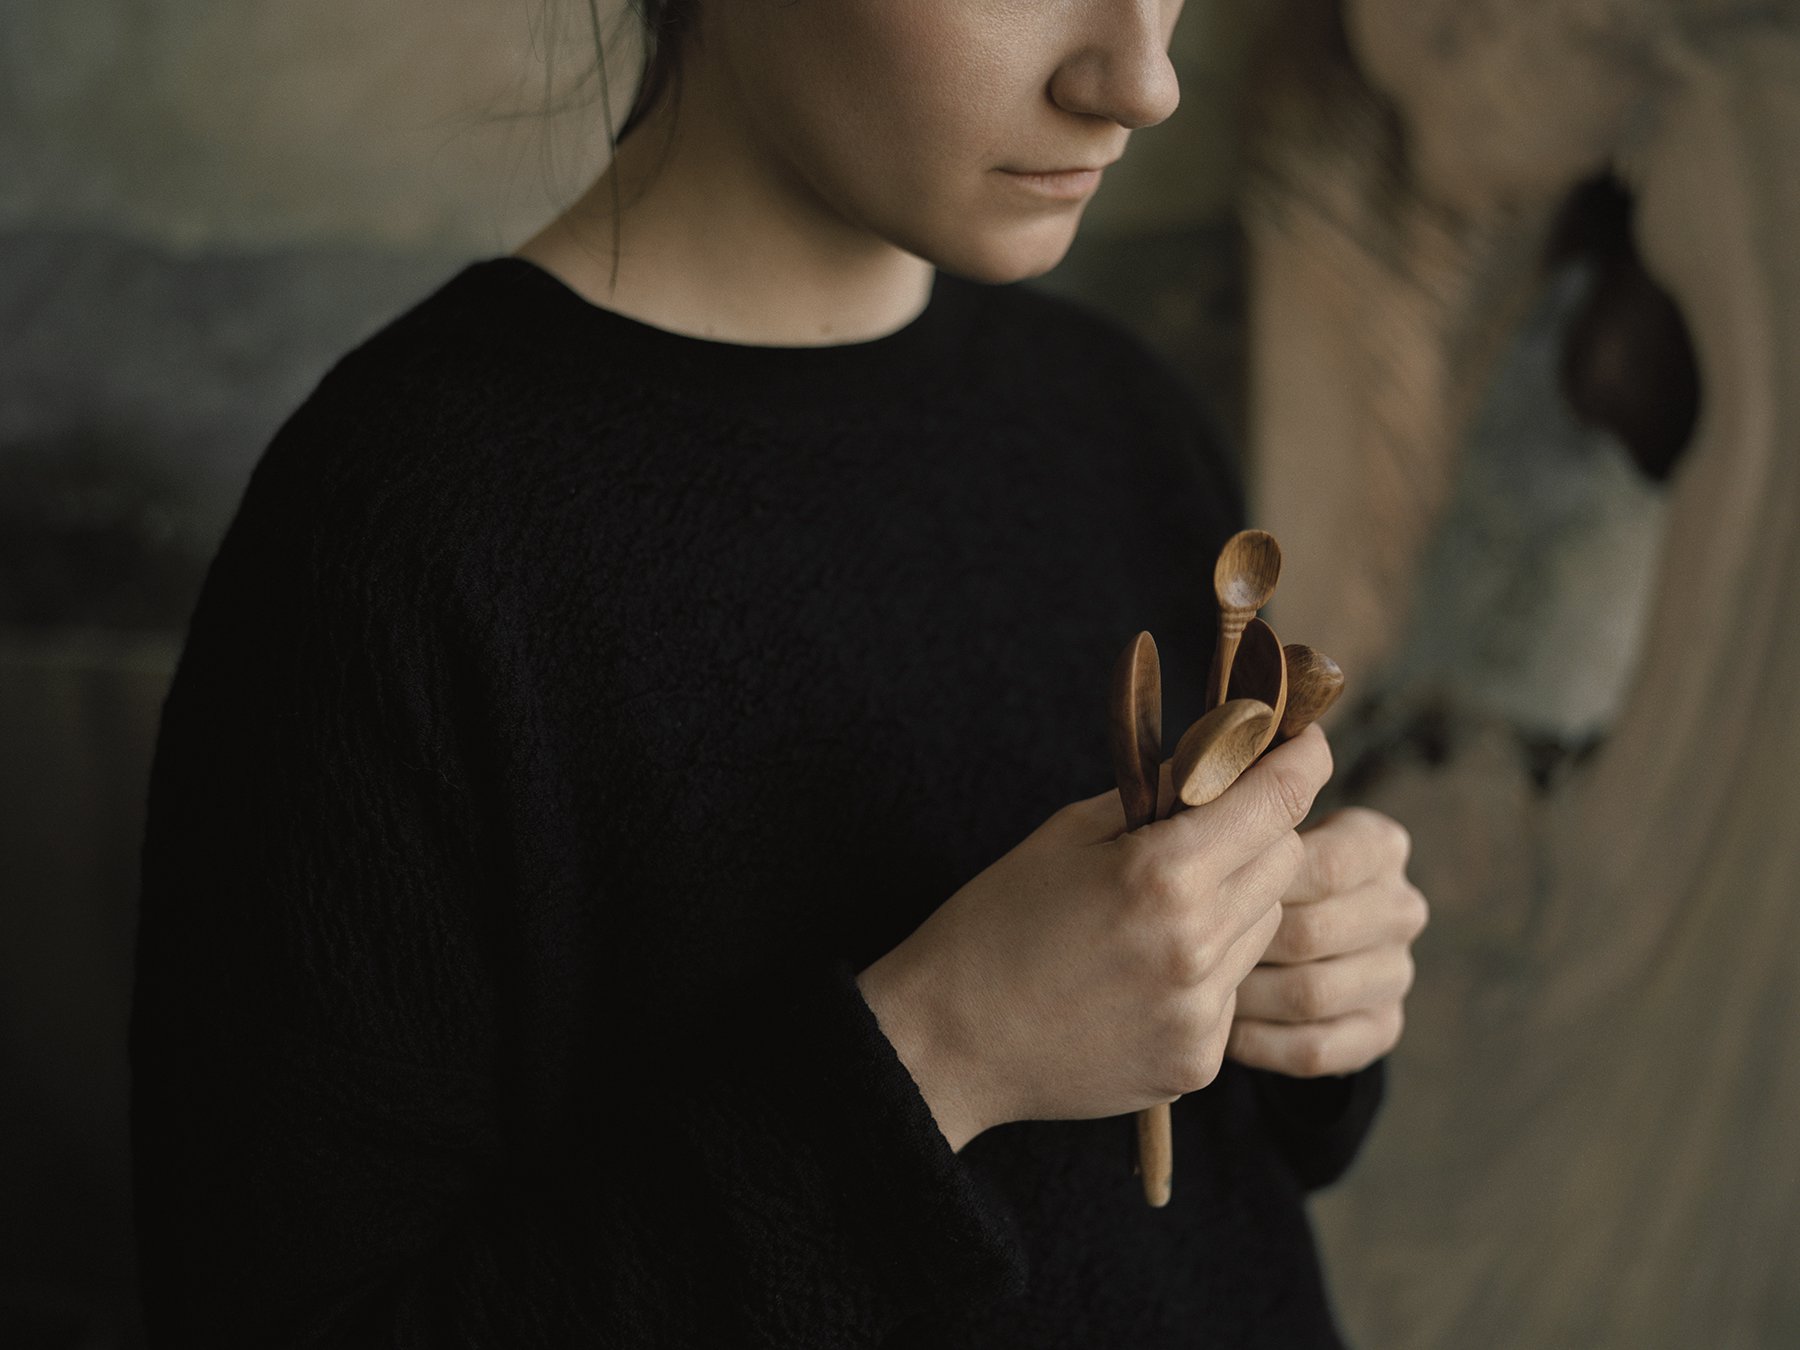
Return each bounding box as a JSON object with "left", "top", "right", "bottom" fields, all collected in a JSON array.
[{"left": 467, "top": 254, "right": 971, "bottom": 372}]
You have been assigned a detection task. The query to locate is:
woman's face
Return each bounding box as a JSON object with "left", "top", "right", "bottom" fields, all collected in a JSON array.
[{"left": 696, "top": 0, "right": 1187, "bottom": 283}]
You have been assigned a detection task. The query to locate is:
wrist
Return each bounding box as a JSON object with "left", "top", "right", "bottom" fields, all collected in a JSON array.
[{"left": 855, "top": 946, "right": 995, "bottom": 1153}]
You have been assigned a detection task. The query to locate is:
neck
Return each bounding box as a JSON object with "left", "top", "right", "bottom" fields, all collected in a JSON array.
[{"left": 514, "top": 70, "right": 935, "bottom": 347}]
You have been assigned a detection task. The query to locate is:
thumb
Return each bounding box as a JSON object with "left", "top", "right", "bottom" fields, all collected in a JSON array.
[{"left": 1155, "top": 722, "right": 1333, "bottom": 874}]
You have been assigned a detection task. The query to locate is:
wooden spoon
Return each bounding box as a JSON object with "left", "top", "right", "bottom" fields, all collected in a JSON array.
[
  {"left": 1169, "top": 698, "right": 1279, "bottom": 810},
  {"left": 1270, "top": 644, "right": 1345, "bottom": 748},
  {"left": 1136, "top": 695, "right": 1274, "bottom": 1209},
  {"left": 1108, "top": 632, "right": 1175, "bottom": 1203},
  {"left": 1224, "top": 618, "right": 1288, "bottom": 762},
  {"left": 1206, "top": 530, "right": 1282, "bottom": 709},
  {"left": 1107, "top": 631, "right": 1162, "bottom": 833}
]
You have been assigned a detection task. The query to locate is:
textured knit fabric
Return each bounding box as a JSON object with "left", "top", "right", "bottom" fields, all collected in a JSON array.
[{"left": 130, "top": 257, "right": 1385, "bottom": 1348}]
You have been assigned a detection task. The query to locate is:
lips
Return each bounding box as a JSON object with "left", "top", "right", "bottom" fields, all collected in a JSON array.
[
  {"left": 997, "top": 164, "right": 1112, "bottom": 201},
  {"left": 1006, "top": 159, "right": 1120, "bottom": 175}
]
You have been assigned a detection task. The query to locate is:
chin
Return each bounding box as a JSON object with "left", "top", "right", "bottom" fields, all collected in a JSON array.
[{"left": 914, "top": 216, "right": 1085, "bottom": 286}]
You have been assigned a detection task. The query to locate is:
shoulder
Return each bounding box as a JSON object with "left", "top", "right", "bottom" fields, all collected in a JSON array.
[
  {"left": 247, "top": 261, "right": 568, "bottom": 530},
  {"left": 208, "top": 262, "right": 635, "bottom": 616}
]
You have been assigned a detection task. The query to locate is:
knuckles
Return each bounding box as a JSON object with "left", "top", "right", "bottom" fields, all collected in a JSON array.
[
  {"left": 1308, "top": 830, "right": 1353, "bottom": 898},
  {"left": 1277, "top": 828, "right": 1308, "bottom": 880},
  {"left": 1280, "top": 903, "right": 1332, "bottom": 961},
  {"left": 1396, "top": 949, "right": 1418, "bottom": 999},
  {"left": 1384, "top": 815, "right": 1414, "bottom": 867},
  {"left": 1403, "top": 881, "right": 1431, "bottom": 938},
  {"left": 1117, "top": 848, "right": 1244, "bottom": 992},
  {"left": 1121, "top": 843, "right": 1180, "bottom": 911},
  {"left": 1160, "top": 992, "right": 1231, "bottom": 1093},
  {"left": 1290, "top": 1028, "right": 1336, "bottom": 1078},
  {"left": 1324, "top": 806, "right": 1414, "bottom": 883},
  {"left": 1268, "top": 764, "right": 1316, "bottom": 829},
  {"left": 1176, "top": 1033, "right": 1228, "bottom": 1094},
  {"left": 1281, "top": 967, "right": 1332, "bottom": 1022},
  {"left": 1185, "top": 1054, "right": 1226, "bottom": 1094},
  {"left": 1162, "top": 932, "right": 1217, "bottom": 989}
]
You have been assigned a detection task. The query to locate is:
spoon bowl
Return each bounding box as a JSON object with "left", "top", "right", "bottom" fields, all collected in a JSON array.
[
  {"left": 1208, "top": 530, "right": 1282, "bottom": 708},
  {"left": 1225, "top": 618, "right": 1288, "bottom": 761},
  {"left": 1170, "top": 698, "right": 1278, "bottom": 809},
  {"left": 1273, "top": 644, "right": 1345, "bottom": 747}
]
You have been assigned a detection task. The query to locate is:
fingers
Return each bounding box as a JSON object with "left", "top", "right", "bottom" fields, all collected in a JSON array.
[
  {"left": 1158, "top": 723, "right": 1333, "bottom": 877},
  {"left": 1134, "top": 832, "right": 1293, "bottom": 997},
  {"left": 1226, "top": 1003, "right": 1403, "bottom": 1078},
  {"left": 1186, "top": 828, "right": 1304, "bottom": 958},
  {"left": 1216, "top": 894, "right": 1286, "bottom": 991},
  {"left": 1285, "top": 806, "right": 1413, "bottom": 903},
  {"left": 1233, "top": 944, "right": 1415, "bottom": 1023},
  {"left": 1260, "top": 874, "right": 1430, "bottom": 965},
  {"left": 1061, "top": 779, "right": 1147, "bottom": 843}
]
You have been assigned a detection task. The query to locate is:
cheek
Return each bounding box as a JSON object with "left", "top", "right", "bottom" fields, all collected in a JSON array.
[
  {"left": 792, "top": 4, "right": 1034, "bottom": 200},
  {"left": 729, "top": 2, "right": 1085, "bottom": 281}
]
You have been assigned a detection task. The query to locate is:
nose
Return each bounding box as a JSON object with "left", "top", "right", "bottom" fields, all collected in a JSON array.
[{"left": 1048, "top": 1, "right": 1182, "bottom": 131}]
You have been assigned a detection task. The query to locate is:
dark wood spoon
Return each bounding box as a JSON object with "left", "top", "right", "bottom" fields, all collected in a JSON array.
[
  {"left": 1270, "top": 643, "right": 1345, "bottom": 748},
  {"left": 1225, "top": 617, "right": 1289, "bottom": 762},
  {"left": 1108, "top": 631, "right": 1162, "bottom": 833},
  {"left": 1108, "top": 631, "right": 1176, "bottom": 1204}
]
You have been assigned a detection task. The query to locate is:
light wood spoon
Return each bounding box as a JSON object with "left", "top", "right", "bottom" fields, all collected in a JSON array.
[
  {"left": 1205, "top": 530, "right": 1282, "bottom": 709},
  {"left": 1169, "top": 698, "right": 1280, "bottom": 811},
  {"left": 1108, "top": 631, "right": 1162, "bottom": 833},
  {"left": 1270, "top": 644, "right": 1345, "bottom": 748}
]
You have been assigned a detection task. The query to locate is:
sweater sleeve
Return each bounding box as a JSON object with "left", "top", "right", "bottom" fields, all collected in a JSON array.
[
  {"left": 129, "top": 467, "right": 1027, "bottom": 1347},
  {"left": 1238, "top": 1057, "right": 1387, "bottom": 1193}
]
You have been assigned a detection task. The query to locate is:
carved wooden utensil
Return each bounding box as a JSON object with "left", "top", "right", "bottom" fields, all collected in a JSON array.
[
  {"left": 1108, "top": 631, "right": 1162, "bottom": 834},
  {"left": 1225, "top": 617, "right": 1289, "bottom": 762},
  {"left": 1138, "top": 540, "right": 1283, "bottom": 1207},
  {"left": 1205, "top": 531, "right": 1282, "bottom": 709},
  {"left": 1136, "top": 693, "right": 1275, "bottom": 1209},
  {"left": 1169, "top": 699, "right": 1280, "bottom": 811},
  {"left": 1166, "top": 620, "right": 1288, "bottom": 812},
  {"left": 1107, "top": 631, "right": 1176, "bottom": 1207},
  {"left": 1271, "top": 644, "right": 1345, "bottom": 748}
]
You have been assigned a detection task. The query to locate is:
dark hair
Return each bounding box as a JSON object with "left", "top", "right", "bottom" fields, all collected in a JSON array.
[
  {"left": 584, "top": 0, "right": 697, "bottom": 151},
  {"left": 558, "top": 0, "right": 695, "bottom": 289}
]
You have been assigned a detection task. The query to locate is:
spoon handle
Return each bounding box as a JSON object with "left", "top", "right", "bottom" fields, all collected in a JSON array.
[
  {"left": 1108, "top": 633, "right": 1162, "bottom": 833},
  {"left": 1207, "top": 613, "right": 1256, "bottom": 711},
  {"left": 1137, "top": 1104, "right": 1175, "bottom": 1207},
  {"left": 1106, "top": 633, "right": 1180, "bottom": 1205},
  {"left": 1137, "top": 710, "right": 1276, "bottom": 1205}
]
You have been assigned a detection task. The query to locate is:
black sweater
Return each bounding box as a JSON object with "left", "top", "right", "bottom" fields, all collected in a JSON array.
[{"left": 130, "top": 257, "right": 1384, "bottom": 1348}]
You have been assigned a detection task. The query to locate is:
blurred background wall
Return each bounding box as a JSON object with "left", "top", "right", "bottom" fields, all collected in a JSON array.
[{"left": 1, "top": 4, "right": 1264, "bottom": 1343}]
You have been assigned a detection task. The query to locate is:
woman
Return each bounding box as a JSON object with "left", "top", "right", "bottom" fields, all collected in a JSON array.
[{"left": 130, "top": 1, "right": 1427, "bottom": 1345}]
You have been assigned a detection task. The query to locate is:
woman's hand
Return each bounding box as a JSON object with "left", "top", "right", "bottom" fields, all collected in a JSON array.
[
  {"left": 856, "top": 726, "right": 1335, "bottom": 1152},
  {"left": 1225, "top": 805, "right": 1429, "bottom": 1078}
]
